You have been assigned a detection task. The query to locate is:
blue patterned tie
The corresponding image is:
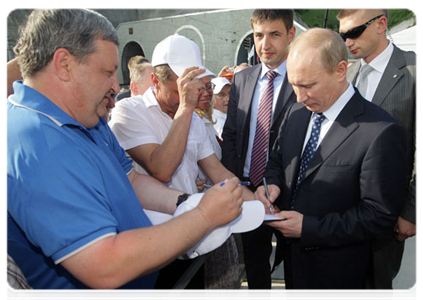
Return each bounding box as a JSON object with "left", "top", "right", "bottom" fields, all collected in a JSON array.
[{"left": 290, "top": 113, "right": 326, "bottom": 209}]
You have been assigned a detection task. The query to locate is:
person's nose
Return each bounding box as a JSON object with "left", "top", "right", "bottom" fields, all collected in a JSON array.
[
  {"left": 345, "top": 38, "right": 354, "bottom": 48},
  {"left": 111, "top": 73, "right": 120, "bottom": 95},
  {"left": 262, "top": 35, "right": 271, "bottom": 50},
  {"left": 295, "top": 88, "right": 308, "bottom": 104}
]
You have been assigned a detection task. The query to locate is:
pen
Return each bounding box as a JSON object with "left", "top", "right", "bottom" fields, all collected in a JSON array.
[
  {"left": 220, "top": 181, "right": 250, "bottom": 187},
  {"left": 263, "top": 177, "right": 274, "bottom": 214}
]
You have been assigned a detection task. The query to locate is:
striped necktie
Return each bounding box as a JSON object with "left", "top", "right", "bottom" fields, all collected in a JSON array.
[{"left": 249, "top": 70, "right": 278, "bottom": 187}]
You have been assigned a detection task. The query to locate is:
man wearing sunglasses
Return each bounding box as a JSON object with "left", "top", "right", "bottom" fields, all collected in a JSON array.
[{"left": 338, "top": 9, "right": 416, "bottom": 289}]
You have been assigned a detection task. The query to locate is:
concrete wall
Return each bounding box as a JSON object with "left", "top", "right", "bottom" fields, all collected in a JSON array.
[
  {"left": 6, "top": 9, "right": 208, "bottom": 61},
  {"left": 7, "top": 9, "right": 307, "bottom": 86},
  {"left": 116, "top": 9, "right": 307, "bottom": 85}
]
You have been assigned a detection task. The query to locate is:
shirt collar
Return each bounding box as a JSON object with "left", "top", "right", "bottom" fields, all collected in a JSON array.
[
  {"left": 322, "top": 83, "right": 355, "bottom": 122},
  {"left": 143, "top": 87, "right": 161, "bottom": 108},
  {"left": 360, "top": 41, "right": 394, "bottom": 74},
  {"left": 10, "top": 81, "right": 86, "bottom": 128},
  {"left": 260, "top": 60, "right": 287, "bottom": 81}
]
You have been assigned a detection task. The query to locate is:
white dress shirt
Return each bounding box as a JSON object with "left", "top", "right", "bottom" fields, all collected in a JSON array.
[
  {"left": 109, "top": 87, "right": 214, "bottom": 195},
  {"left": 243, "top": 61, "right": 287, "bottom": 178},
  {"left": 355, "top": 41, "right": 394, "bottom": 101}
]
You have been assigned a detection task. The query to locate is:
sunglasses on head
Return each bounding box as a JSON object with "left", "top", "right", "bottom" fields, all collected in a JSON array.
[{"left": 340, "top": 14, "right": 385, "bottom": 41}]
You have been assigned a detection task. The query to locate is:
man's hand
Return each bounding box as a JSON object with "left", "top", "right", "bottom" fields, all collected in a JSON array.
[
  {"left": 266, "top": 210, "right": 303, "bottom": 238},
  {"left": 217, "top": 65, "right": 234, "bottom": 77},
  {"left": 196, "top": 178, "right": 207, "bottom": 192},
  {"left": 255, "top": 184, "right": 280, "bottom": 214},
  {"left": 394, "top": 216, "right": 416, "bottom": 241},
  {"left": 196, "top": 177, "right": 243, "bottom": 229},
  {"left": 177, "top": 66, "right": 207, "bottom": 110}
]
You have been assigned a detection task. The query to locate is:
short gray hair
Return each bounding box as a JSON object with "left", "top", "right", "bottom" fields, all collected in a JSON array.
[{"left": 14, "top": 9, "right": 119, "bottom": 78}]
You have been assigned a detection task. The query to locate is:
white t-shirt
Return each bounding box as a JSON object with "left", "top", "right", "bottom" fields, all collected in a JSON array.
[{"left": 109, "top": 88, "right": 214, "bottom": 194}]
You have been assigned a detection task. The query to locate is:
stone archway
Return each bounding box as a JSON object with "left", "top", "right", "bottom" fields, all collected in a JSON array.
[
  {"left": 236, "top": 32, "right": 259, "bottom": 66},
  {"left": 121, "top": 42, "right": 145, "bottom": 85}
]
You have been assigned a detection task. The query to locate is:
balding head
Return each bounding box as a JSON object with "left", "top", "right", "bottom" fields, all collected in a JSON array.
[
  {"left": 288, "top": 28, "right": 348, "bottom": 74},
  {"left": 287, "top": 28, "right": 349, "bottom": 113}
]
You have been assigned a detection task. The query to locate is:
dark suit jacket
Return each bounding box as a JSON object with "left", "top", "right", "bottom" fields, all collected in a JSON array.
[
  {"left": 221, "top": 64, "right": 296, "bottom": 190},
  {"left": 347, "top": 45, "right": 416, "bottom": 223},
  {"left": 265, "top": 91, "right": 408, "bottom": 289}
]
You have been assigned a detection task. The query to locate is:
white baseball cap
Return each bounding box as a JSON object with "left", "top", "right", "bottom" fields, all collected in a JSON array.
[
  {"left": 211, "top": 77, "right": 231, "bottom": 94},
  {"left": 144, "top": 193, "right": 265, "bottom": 259},
  {"left": 151, "top": 34, "right": 215, "bottom": 79}
]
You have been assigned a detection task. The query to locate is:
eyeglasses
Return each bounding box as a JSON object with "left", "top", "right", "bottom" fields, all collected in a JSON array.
[
  {"left": 339, "top": 14, "right": 385, "bottom": 41},
  {"left": 206, "top": 83, "right": 215, "bottom": 92},
  {"left": 200, "top": 83, "right": 215, "bottom": 94}
]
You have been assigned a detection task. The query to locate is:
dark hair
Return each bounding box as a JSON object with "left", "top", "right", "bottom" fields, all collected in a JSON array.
[
  {"left": 250, "top": 9, "right": 294, "bottom": 32},
  {"left": 14, "top": 9, "right": 119, "bottom": 78}
]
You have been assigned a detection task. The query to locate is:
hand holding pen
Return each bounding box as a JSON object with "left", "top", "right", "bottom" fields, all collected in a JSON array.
[
  {"left": 203, "top": 181, "right": 250, "bottom": 190},
  {"left": 263, "top": 178, "right": 274, "bottom": 214}
]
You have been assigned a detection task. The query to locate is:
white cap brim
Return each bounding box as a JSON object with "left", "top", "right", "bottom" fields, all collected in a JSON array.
[
  {"left": 173, "top": 194, "right": 265, "bottom": 259},
  {"left": 211, "top": 77, "right": 231, "bottom": 94},
  {"left": 144, "top": 194, "right": 265, "bottom": 259},
  {"left": 169, "top": 64, "right": 216, "bottom": 79}
]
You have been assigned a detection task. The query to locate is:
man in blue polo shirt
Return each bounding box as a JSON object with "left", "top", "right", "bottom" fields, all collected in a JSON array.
[{"left": 7, "top": 9, "right": 244, "bottom": 289}]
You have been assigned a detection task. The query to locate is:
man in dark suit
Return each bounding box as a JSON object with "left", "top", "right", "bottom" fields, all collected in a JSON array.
[
  {"left": 221, "top": 9, "right": 297, "bottom": 288},
  {"left": 256, "top": 28, "right": 408, "bottom": 289},
  {"left": 338, "top": 9, "right": 415, "bottom": 289}
]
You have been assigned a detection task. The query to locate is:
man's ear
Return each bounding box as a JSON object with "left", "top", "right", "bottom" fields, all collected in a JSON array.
[
  {"left": 376, "top": 15, "right": 388, "bottom": 34},
  {"left": 151, "top": 72, "right": 160, "bottom": 90},
  {"left": 337, "top": 60, "right": 348, "bottom": 82},
  {"left": 288, "top": 25, "right": 296, "bottom": 44},
  {"left": 52, "top": 48, "right": 73, "bottom": 82},
  {"left": 130, "top": 81, "right": 138, "bottom": 95}
]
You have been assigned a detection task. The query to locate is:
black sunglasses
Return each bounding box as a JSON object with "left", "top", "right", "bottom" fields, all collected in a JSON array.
[{"left": 340, "top": 14, "right": 385, "bottom": 41}]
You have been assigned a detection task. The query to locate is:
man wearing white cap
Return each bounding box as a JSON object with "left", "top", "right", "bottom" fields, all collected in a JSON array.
[
  {"left": 110, "top": 34, "right": 255, "bottom": 288},
  {"left": 111, "top": 33, "right": 253, "bottom": 197},
  {"left": 211, "top": 77, "right": 231, "bottom": 140}
]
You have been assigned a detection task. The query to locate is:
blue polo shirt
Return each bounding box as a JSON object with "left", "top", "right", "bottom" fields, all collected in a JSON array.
[{"left": 7, "top": 81, "right": 158, "bottom": 289}]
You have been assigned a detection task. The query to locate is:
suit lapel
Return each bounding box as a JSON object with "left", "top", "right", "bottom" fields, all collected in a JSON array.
[
  {"left": 238, "top": 65, "right": 262, "bottom": 131},
  {"left": 285, "top": 107, "right": 312, "bottom": 189},
  {"left": 272, "top": 74, "right": 294, "bottom": 126},
  {"left": 372, "top": 46, "right": 405, "bottom": 107},
  {"left": 302, "top": 93, "right": 363, "bottom": 181}
]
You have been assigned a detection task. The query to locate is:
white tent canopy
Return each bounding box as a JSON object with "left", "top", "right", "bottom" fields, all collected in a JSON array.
[{"left": 390, "top": 26, "right": 416, "bottom": 52}]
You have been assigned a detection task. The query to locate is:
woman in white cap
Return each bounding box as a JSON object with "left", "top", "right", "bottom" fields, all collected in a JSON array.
[{"left": 211, "top": 77, "right": 231, "bottom": 140}]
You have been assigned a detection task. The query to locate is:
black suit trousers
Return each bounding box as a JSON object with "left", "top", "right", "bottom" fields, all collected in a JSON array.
[{"left": 241, "top": 224, "right": 274, "bottom": 289}]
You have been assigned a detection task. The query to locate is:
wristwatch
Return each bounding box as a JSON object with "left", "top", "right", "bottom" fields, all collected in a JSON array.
[{"left": 176, "top": 193, "right": 190, "bottom": 207}]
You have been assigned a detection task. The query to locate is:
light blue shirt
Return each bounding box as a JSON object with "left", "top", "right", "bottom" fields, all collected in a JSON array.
[{"left": 7, "top": 81, "right": 157, "bottom": 289}]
